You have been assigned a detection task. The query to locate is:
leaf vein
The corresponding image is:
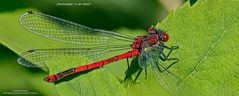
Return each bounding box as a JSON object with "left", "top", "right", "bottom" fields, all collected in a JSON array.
[{"left": 178, "top": 20, "right": 234, "bottom": 85}]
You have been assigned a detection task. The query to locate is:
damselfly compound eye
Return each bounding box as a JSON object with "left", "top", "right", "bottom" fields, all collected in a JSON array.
[{"left": 162, "top": 32, "right": 169, "bottom": 42}]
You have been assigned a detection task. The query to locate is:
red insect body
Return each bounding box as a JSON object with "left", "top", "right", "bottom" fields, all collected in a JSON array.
[
  {"left": 131, "top": 37, "right": 143, "bottom": 49},
  {"left": 44, "top": 30, "right": 169, "bottom": 82},
  {"left": 147, "top": 34, "right": 159, "bottom": 43},
  {"left": 39, "top": 29, "right": 168, "bottom": 82},
  {"left": 45, "top": 29, "right": 168, "bottom": 82},
  {"left": 45, "top": 49, "right": 139, "bottom": 82},
  {"left": 74, "top": 49, "right": 139, "bottom": 72}
]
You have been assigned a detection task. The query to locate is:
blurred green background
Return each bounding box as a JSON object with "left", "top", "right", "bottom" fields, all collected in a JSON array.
[{"left": 0, "top": 0, "right": 196, "bottom": 95}]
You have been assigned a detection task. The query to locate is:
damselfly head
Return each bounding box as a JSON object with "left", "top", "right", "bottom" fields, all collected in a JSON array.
[{"left": 147, "top": 26, "right": 169, "bottom": 42}]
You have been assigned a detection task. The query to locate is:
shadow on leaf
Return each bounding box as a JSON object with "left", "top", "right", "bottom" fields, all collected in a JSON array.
[{"left": 123, "top": 57, "right": 145, "bottom": 86}]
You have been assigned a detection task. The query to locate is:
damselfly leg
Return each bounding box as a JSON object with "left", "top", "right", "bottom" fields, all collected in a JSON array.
[{"left": 159, "top": 44, "right": 179, "bottom": 69}]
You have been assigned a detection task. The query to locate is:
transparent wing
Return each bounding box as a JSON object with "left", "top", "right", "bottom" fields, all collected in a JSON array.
[
  {"left": 141, "top": 45, "right": 198, "bottom": 96},
  {"left": 138, "top": 42, "right": 153, "bottom": 69},
  {"left": 17, "top": 45, "right": 131, "bottom": 68},
  {"left": 151, "top": 62, "right": 198, "bottom": 96},
  {"left": 19, "top": 11, "right": 134, "bottom": 45}
]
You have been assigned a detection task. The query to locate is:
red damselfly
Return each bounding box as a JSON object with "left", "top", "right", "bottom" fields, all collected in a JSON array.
[{"left": 18, "top": 11, "right": 197, "bottom": 95}]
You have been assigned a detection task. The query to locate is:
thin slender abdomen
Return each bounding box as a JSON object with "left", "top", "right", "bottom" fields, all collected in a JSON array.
[{"left": 44, "top": 49, "right": 139, "bottom": 83}]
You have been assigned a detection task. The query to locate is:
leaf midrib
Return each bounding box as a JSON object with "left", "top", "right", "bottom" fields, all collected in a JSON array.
[{"left": 178, "top": 17, "right": 239, "bottom": 85}]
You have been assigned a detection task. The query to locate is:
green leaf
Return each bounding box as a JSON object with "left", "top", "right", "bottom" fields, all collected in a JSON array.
[
  {"left": 1, "top": 0, "right": 239, "bottom": 95},
  {"left": 158, "top": 0, "right": 239, "bottom": 95}
]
